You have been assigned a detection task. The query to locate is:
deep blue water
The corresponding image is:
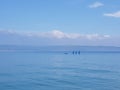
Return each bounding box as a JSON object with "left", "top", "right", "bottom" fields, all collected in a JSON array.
[{"left": 0, "top": 52, "right": 120, "bottom": 90}]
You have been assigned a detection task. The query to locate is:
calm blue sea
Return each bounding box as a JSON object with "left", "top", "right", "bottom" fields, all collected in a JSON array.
[{"left": 0, "top": 52, "right": 120, "bottom": 90}]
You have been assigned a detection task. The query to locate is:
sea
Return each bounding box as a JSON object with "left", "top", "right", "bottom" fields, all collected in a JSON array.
[{"left": 0, "top": 46, "right": 120, "bottom": 90}]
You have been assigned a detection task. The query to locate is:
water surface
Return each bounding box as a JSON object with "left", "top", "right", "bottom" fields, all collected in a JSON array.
[{"left": 0, "top": 52, "right": 120, "bottom": 90}]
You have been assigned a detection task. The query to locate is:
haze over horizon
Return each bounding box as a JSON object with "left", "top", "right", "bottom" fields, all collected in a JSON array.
[{"left": 0, "top": 0, "right": 120, "bottom": 46}]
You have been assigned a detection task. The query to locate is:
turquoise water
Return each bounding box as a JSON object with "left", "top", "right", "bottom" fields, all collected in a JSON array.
[{"left": 0, "top": 52, "right": 120, "bottom": 90}]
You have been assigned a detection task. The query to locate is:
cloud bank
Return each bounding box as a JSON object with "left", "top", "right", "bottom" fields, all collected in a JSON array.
[
  {"left": 1, "top": 30, "right": 120, "bottom": 46},
  {"left": 89, "top": 2, "right": 104, "bottom": 8},
  {"left": 104, "top": 11, "right": 120, "bottom": 18},
  {"left": 0, "top": 30, "right": 110, "bottom": 40}
]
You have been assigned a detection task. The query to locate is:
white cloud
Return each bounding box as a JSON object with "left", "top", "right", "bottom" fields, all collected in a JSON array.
[
  {"left": 0, "top": 30, "right": 110, "bottom": 40},
  {"left": 85, "top": 34, "right": 110, "bottom": 40},
  {"left": 51, "top": 30, "right": 66, "bottom": 39},
  {"left": 104, "top": 11, "right": 120, "bottom": 18},
  {"left": 50, "top": 30, "right": 81, "bottom": 39},
  {"left": 32, "top": 30, "right": 110, "bottom": 40},
  {"left": 50, "top": 30, "right": 110, "bottom": 40},
  {"left": 89, "top": 2, "right": 104, "bottom": 8}
]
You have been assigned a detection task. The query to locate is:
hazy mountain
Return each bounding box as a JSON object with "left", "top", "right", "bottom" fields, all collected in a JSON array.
[{"left": 0, "top": 45, "right": 120, "bottom": 53}]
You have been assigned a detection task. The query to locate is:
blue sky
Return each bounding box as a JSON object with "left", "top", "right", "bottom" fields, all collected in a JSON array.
[{"left": 0, "top": 0, "right": 120, "bottom": 46}]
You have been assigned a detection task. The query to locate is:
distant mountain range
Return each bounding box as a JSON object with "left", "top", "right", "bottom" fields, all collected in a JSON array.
[{"left": 0, "top": 45, "right": 120, "bottom": 53}]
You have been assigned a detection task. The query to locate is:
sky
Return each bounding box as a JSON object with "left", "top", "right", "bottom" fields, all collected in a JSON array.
[{"left": 0, "top": 0, "right": 120, "bottom": 46}]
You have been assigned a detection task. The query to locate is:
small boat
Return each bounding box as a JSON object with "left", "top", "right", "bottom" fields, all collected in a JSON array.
[
  {"left": 72, "top": 50, "right": 80, "bottom": 55},
  {"left": 78, "top": 51, "right": 80, "bottom": 54},
  {"left": 64, "top": 52, "right": 68, "bottom": 54}
]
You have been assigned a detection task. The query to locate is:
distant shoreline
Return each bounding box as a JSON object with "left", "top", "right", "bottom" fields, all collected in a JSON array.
[{"left": 0, "top": 45, "right": 120, "bottom": 53}]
